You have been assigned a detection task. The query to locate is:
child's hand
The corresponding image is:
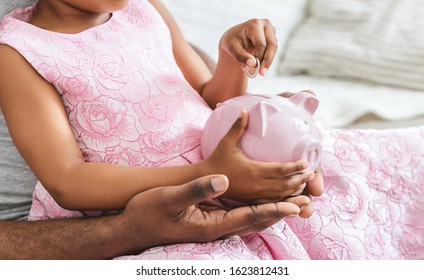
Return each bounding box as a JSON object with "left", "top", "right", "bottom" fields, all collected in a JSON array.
[
  {"left": 219, "top": 19, "right": 278, "bottom": 76},
  {"left": 201, "top": 110, "right": 314, "bottom": 204}
]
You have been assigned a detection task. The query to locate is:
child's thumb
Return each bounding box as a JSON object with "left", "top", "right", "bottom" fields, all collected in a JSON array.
[{"left": 223, "top": 110, "right": 248, "bottom": 147}]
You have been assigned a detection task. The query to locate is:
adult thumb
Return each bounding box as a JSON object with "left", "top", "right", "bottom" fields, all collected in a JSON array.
[{"left": 166, "top": 175, "right": 229, "bottom": 212}]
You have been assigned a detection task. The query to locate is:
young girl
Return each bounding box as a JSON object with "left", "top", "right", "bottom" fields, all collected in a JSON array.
[
  {"left": 1, "top": 0, "right": 423, "bottom": 260},
  {"left": 0, "top": 0, "right": 318, "bottom": 259}
]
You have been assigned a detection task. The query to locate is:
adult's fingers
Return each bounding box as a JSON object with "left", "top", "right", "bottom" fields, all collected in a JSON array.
[
  {"left": 222, "top": 217, "right": 282, "bottom": 238},
  {"left": 164, "top": 175, "right": 229, "bottom": 214},
  {"left": 217, "top": 201, "right": 301, "bottom": 238}
]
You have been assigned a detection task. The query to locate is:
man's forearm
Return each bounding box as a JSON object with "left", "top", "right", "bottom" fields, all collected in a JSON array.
[{"left": 0, "top": 216, "right": 136, "bottom": 260}]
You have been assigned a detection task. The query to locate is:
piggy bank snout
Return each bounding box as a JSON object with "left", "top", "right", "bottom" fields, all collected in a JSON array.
[{"left": 293, "top": 137, "right": 322, "bottom": 171}]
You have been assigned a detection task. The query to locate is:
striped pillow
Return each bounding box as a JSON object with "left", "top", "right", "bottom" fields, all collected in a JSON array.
[{"left": 279, "top": 0, "right": 424, "bottom": 91}]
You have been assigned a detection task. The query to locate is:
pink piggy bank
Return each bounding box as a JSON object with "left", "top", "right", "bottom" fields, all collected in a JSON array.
[{"left": 201, "top": 92, "right": 322, "bottom": 174}]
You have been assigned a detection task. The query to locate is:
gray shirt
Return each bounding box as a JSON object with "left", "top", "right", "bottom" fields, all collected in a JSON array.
[
  {"left": 0, "top": 112, "right": 36, "bottom": 220},
  {"left": 0, "top": 0, "right": 38, "bottom": 220},
  {"left": 1, "top": 0, "right": 36, "bottom": 19}
]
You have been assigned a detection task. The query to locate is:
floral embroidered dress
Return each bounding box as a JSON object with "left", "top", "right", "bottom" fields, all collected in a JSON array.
[
  {"left": 1, "top": 0, "right": 424, "bottom": 260},
  {"left": 1, "top": 0, "right": 212, "bottom": 215}
]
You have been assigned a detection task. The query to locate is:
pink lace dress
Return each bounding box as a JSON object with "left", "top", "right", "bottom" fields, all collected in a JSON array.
[{"left": 1, "top": 0, "right": 423, "bottom": 259}]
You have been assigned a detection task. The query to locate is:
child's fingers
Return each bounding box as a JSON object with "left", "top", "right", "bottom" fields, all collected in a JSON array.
[
  {"left": 260, "top": 23, "right": 278, "bottom": 75},
  {"left": 226, "top": 38, "right": 257, "bottom": 68},
  {"left": 219, "top": 201, "right": 300, "bottom": 238},
  {"left": 306, "top": 165, "right": 324, "bottom": 197},
  {"left": 256, "top": 160, "right": 309, "bottom": 178},
  {"left": 276, "top": 172, "right": 314, "bottom": 197},
  {"left": 244, "top": 20, "right": 267, "bottom": 59}
]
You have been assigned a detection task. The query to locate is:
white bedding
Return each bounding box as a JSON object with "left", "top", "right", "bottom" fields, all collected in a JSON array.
[
  {"left": 249, "top": 75, "right": 424, "bottom": 128},
  {"left": 164, "top": 0, "right": 424, "bottom": 129}
]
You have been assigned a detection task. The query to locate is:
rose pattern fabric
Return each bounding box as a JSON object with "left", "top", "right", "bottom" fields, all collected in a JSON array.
[{"left": 2, "top": 0, "right": 424, "bottom": 259}]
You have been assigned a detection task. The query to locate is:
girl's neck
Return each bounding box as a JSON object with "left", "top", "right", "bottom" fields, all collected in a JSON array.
[{"left": 29, "top": 1, "right": 111, "bottom": 34}]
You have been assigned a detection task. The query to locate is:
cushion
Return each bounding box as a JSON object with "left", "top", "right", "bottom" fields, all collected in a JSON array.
[
  {"left": 278, "top": 0, "right": 424, "bottom": 91},
  {"left": 162, "top": 0, "right": 308, "bottom": 76}
]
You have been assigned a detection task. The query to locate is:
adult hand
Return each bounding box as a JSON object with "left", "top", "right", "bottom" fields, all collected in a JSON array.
[
  {"left": 219, "top": 18, "right": 278, "bottom": 76},
  {"left": 118, "top": 175, "right": 310, "bottom": 254},
  {"left": 201, "top": 111, "right": 314, "bottom": 204}
]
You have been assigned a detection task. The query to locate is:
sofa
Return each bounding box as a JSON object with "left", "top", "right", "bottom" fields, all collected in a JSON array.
[{"left": 163, "top": 0, "right": 424, "bottom": 129}]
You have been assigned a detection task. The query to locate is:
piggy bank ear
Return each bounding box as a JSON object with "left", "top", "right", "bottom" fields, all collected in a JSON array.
[
  {"left": 249, "top": 101, "right": 280, "bottom": 138},
  {"left": 290, "top": 92, "right": 319, "bottom": 115}
]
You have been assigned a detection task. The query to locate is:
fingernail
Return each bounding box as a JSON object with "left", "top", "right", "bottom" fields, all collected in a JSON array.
[
  {"left": 261, "top": 67, "right": 268, "bottom": 76},
  {"left": 211, "top": 176, "right": 228, "bottom": 192},
  {"left": 247, "top": 57, "right": 257, "bottom": 67},
  {"left": 299, "top": 160, "right": 308, "bottom": 169}
]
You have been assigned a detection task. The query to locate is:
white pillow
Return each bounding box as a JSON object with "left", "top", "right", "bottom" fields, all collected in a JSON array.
[
  {"left": 162, "top": 0, "right": 308, "bottom": 76},
  {"left": 279, "top": 0, "right": 424, "bottom": 91}
]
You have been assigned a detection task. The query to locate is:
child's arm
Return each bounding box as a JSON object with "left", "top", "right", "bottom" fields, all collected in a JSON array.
[
  {"left": 0, "top": 45, "right": 202, "bottom": 210},
  {"left": 150, "top": 0, "right": 278, "bottom": 108},
  {"left": 0, "top": 45, "right": 311, "bottom": 210}
]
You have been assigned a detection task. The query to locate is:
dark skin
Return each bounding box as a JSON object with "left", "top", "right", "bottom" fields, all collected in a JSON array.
[
  {"left": 0, "top": 175, "right": 312, "bottom": 259},
  {"left": 0, "top": 0, "right": 322, "bottom": 211},
  {"left": 0, "top": 0, "right": 324, "bottom": 259}
]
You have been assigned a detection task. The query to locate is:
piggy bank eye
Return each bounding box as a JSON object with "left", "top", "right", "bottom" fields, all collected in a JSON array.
[
  {"left": 297, "top": 121, "right": 308, "bottom": 128},
  {"left": 294, "top": 118, "right": 310, "bottom": 132}
]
